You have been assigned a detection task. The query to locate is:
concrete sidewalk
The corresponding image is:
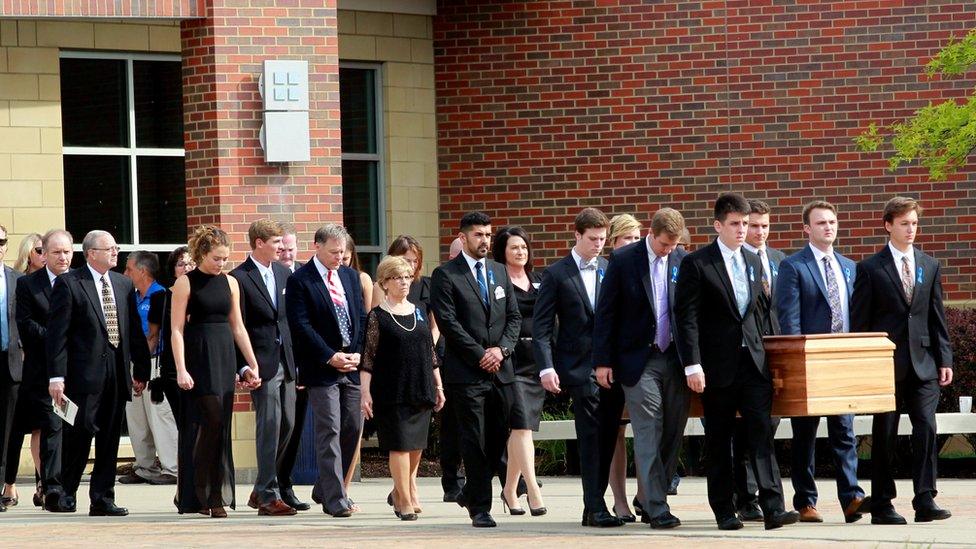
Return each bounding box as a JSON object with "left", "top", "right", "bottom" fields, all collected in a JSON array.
[{"left": 1, "top": 477, "right": 973, "bottom": 547}]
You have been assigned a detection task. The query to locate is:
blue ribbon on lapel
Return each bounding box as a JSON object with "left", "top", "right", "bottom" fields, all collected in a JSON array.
[
  {"left": 916, "top": 266, "right": 924, "bottom": 285},
  {"left": 597, "top": 268, "right": 605, "bottom": 283},
  {"left": 670, "top": 265, "right": 678, "bottom": 284}
]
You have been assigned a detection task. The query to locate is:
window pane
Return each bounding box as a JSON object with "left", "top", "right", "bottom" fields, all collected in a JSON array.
[
  {"left": 339, "top": 68, "right": 376, "bottom": 154},
  {"left": 137, "top": 156, "right": 187, "bottom": 244},
  {"left": 357, "top": 252, "right": 380, "bottom": 280},
  {"left": 342, "top": 160, "right": 379, "bottom": 247},
  {"left": 64, "top": 155, "right": 132, "bottom": 243},
  {"left": 134, "top": 60, "right": 184, "bottom": 148},
  {"left": 60, "top": 58, "right": 128, "bottom": 147}
]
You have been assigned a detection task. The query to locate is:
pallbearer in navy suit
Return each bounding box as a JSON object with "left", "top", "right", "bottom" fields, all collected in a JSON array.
[
  {"left": 774, "top": 201, "right": 870, "bottom": 524},
  {"left": 851, "top": 197, "right": 953, "bottom": 525}
]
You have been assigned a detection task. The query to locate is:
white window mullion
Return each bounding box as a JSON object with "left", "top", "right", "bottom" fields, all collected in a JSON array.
[{"left": 127, "top": 58, "right": 141, "bottom": 246}]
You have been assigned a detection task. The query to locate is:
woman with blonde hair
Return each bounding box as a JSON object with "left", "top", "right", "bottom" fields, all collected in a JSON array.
[
  {"left": 13, "top": 233, "right": 44, "bottom": 274},
  {"left": 361, "top": 256, "right": 444, "bottom": 520},
  {"left": 606, "top": 213, "right": 645, "bottom": 522},
  {"left": 171, "top": 225, "right": 261, "bottom": 517}
]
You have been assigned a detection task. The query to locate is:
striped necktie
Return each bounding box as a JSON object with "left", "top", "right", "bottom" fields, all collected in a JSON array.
[{"left": 327, "top": 270, "right": 351, "bottom": 347}]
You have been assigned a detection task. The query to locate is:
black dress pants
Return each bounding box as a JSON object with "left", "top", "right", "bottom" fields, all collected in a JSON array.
[
  {"left": 448, "top": 379, "right": 512, "bottom": 515},
  {"left": 567, "top": 380, "right": 625, "bottom": 514}
]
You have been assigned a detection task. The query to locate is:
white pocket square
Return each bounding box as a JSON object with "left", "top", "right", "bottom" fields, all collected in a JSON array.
[{"left": 494, "top": 286, "right": 505, "bottom": 299}]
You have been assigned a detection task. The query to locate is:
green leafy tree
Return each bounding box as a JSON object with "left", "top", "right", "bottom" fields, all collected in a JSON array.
[{"left": 855, "top": 29, "right": 976, "bottom": 180}]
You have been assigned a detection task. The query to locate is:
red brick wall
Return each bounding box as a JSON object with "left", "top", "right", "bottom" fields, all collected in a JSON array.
[
  {"left": 181, "top": 0, "right": 342, "bottom": 410},
  {"left": 435, "top": 0, "right": 976, "bottom": 301}
]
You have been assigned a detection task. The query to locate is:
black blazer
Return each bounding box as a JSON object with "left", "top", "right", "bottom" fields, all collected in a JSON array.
[
  {"left": 15, "top": 268, "right": 53, "bottom": 388},
  {"left": 533, "top": 253, "right": 608, "bottom": 388},
  {"left": 430, "top": 254, "right": 521, "bottom": 385},
  {"left": 593, "top": 240, "right": 688, "bottom": 387},
  {"left": 3, "top": 266, "right": 23, "bottom": 382},
  {"left": 745, "top": 246, "right": 787, "bottom": 297},
  {"left": 230, "top": 257, "right": 296, "bottom": 381},
  {"left": 674, "top": 240, "right": 776, "bottom": 388},
  {"left": 46, "top": 267, "right": 151, "bottom": 396},
  {"left": 851, "top": 246, "right": 952, "bottom": 382},
  {"left": 286, "top": 261, "right": 366, "bottom": 387}
]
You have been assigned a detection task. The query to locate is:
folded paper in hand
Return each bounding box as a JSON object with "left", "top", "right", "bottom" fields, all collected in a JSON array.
[{"left": 52, "top": 396, "right": 78, "bottom": 426}]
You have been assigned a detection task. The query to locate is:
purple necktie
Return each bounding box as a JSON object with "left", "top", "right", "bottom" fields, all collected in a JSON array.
[{"left": 654, "top": 256, "right": 670, "bottom": 351}]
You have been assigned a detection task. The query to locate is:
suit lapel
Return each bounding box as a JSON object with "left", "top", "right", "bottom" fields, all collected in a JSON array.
[
  {"left": 594, "top": 256, "right": 608, "bottom": 307},
  {"left": 911, "top": 249, "right": 927, "bottom": 308},
  {"left": 79, "top": 273, "right": 108, "bottom": 333},
  {"left": 666, "top": 250, "right": 680, "bottom": 312},
  {"left": 110, "top": 272, "right": 128, "bottom": 338},
  {"left": 837, "top": 254, "right": 855, "bottom": 302},
  {"left": 310, "top": 267, "right": 341, "bottom": 326},
  {"left": 878, "top": 246, "right": 910, "bottom": 307},
  {"left": 567, "top": 256, "right": 593, "bottom": 315},
  {"left": 637, "top": 240, "right": 655, "bottom": 312},
  {"left": 245, "top": 259, "right": 276, "bottom": 311},
  {"left": 455, "top": 255, "right": 486, "bottom": 311},
  {"left": 801, "top": 247, "right": 830, "bottom": 302},
  {"left": 707, "top": 241, "right": 740, "bottom": 319}
]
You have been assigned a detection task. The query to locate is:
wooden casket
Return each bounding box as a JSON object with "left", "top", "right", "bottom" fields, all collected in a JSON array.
[{"left": 688, "top": 333, "right": 896, "bottom": 418}]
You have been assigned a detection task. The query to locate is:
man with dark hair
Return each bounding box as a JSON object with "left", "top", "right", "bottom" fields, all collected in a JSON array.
[
  {"left": 535, "top": 207, "right": 625, "bottom": 528},
  {"left": 118, "top": 251, "right": 177, "bottom": 486},
  {"left": 431, "top": 211, "right": 521, "bottom": 528},
  {"left": 852, "top": 196, "right": 953, "bottom": 525},
  {"left": 232, "top": 219, "right": 300, "bottom": 516},
  {"left": 593, "top": 208, "right": 690, "bottom": 529},
  {"left": 674, "top": 193, "right": 797, "bottom": 531},
  {"left": 776, "top": 201, "right": 869, "bottom": 524}
]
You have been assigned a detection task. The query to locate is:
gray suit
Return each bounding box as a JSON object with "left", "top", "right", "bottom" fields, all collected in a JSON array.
[{"left": 0, "top": 265, "right": 23, "bottom": 490}]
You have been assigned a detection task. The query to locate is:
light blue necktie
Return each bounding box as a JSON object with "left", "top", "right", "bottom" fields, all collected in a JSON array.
[
  {"left": 0, "top": 274, "right": 7, "bottom": 351},
  {"left": 263, "top": 270, "right": 277, "bottom": 308},
  {"left": 732, "top": 253, "right": 749, "bottom": 317},
  {"left": 475, "top": 262, "right": 489, "bottom": 309}
]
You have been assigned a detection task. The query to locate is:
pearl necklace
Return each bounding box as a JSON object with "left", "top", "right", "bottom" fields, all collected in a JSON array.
[{"left": 384, "top": 297, "right": 417, "bottom": 332}]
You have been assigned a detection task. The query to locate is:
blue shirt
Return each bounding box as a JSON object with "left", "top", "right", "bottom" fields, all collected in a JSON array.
[{"left": 136, "top": 281, "right": 166, "bottom": 336}]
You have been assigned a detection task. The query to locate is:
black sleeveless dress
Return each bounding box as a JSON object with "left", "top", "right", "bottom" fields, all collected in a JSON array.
[
  {"left": 362, "top": 305, "right": 439, "bottom": 451},
  {"left": 510, "top": 272, "right": 545, "bottom": 431},
  {"left": 176, "top": 269, "right": 237, "bottom": 513}
]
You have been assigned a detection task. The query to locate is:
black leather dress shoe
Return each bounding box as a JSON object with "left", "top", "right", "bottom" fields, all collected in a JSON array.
[
  {"left": 648, "top": 512, "right": 681, "bottom": 529},
  {"left": 737, "top": 504, "right": 763, "bottom": 522},
  {"left": 583, "top": 510, "right": 625, "bottom": 527},
  {"left": 443, "top": 491, "right": 460, "bottom": 503},
  {"left": 717, "top": 515, "right": 744, "bottom": 530},
  {"left": 455, "top": 492, "right": 469, "bottom": 509},
  {"left": 764, "top": 510, "right": 799, "bottom": 530},
  {"left": 915, "top": 507, "right": 951, "bottom": 522},
  {"left": 311, "top": 490, "right": 322, "bottom": 504},
  {"left": 471, "top": 511, "right": 497, "bottom": 528},
  {"left": 89, "top": 503, "right": 129, "bottom": 517},
  {"left": 872, "top": 508, "right": 908, "bottom": 525},
  {"left": 0, "top": 501, "right": 6, "bottom": 512},
  {"left": 282, "top": 493, "right": 310, "bottom": 512}
]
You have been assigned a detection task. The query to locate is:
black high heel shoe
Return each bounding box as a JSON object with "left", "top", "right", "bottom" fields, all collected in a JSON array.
[
  {"left": 387, "top": 490, "right": 394, "bottom": 507},
  {"left": 632, "top": 497, "right": 644, "bottom": 516},
  {"left": 613, "top": 505, "right": 636, "bottom": 523},
  {"left": 530, "top": 504, "right": 548, "bottom": 516},
  {"left": 500, "top": 493, "right": 526, "bottom": 515}
]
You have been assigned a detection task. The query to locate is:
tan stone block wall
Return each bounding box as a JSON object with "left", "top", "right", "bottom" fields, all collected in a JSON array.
[
  {"left": 0, "top": 19, "right": 180, "bottom": 267},
  {"left": 338, "top": 10, "right": 439, "bottom": 274}
]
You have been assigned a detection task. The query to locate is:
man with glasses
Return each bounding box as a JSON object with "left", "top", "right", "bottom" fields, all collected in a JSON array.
[
  {"left": 0, "top": 226, "right": 23, "bottom": 513},
  {"left": 47, "top": 230, "right": 151, "bottom": 516}
]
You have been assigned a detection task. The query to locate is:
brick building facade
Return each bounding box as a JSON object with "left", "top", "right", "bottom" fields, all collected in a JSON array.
[{"left": 434, "top": 0, "right": 976, "bottom": 303}]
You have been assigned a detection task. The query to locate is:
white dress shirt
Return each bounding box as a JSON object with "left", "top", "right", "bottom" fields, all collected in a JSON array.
[
  {"left": 46, "top": 267, "right": 58, "bottom": 287},
  {"left": 685, "top": 239, "right": 744, "bottom": 377},
  {"left": 460, "top": 250, "right": 487, "bottom": 282},
  {"left": 808, "top": 243, "right": 850, "bottom": 333},
  {"left": 888, "top": 241, "right": 916, "bottom": 290}
]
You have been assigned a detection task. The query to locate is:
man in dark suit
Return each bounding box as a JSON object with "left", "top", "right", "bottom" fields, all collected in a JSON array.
[
  {"left": 775, "top": 201, "right": 870, "bottom": 524},
  {"left": 286, "top": 224, "right": 365, "bottom": 518},
  {"left": 593, "top": 208, "right": 690, "bottom": 529},
  {"left": 733, "top": 198, "right": 787, "bottom": 521},
  {"left": 231, "top": 219, "right": 300, "bottom": 516},
  {"left": 46, "top": 230, "right": 151, "bottom": 516},
  {"left": 534, "top": 207, "right": 622, "bottom": 528},
  {"left": 431, "top": 211, "right": 521, "bottom": 528},
  {"left": 0, "top": 224, "right": 23, "bottom": 514},
  {"left": 439, "top": 236, "right": 466, "bottom": 502},
  {"left": 674, "top": 193, "right": 798, "bottom": 531},
  {"left": 16, "top": 229, "right": 72, "bottom": 512},
  {"left": 851, "top": 196, "right": 953, "bottom": 525},
  {"left": 274, "top": 225, "right": 309, "bottom": 510}
]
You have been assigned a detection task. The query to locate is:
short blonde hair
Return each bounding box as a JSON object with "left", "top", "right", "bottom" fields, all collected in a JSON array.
[
  {"left": 375, "top": 256, "right": 414, "bottom": 293},
  {"left": 651, "top": 208, "right": 685, "bottom": 238},
  {"left": 247, "top": 218, "right": 283, "bottom": 249},
  {"left": 608, "top": 214, "right": 643, "bottom": 243}
]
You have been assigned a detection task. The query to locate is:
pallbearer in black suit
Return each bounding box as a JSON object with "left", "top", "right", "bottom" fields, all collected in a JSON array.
[
  {"left": 286, "top": 224, "right": 366, "bottom": 518},
  {"left": 431, "top": 212, "right": 521, "bottom": 528},
  {"left": 595, "top": 208, "right": 690, "bottom": 530},
  {"left": 15, "top": 230, "right": 73, "bottom": 512},
  {"left": 851, "top": 196, "right": 953, "bottom": 525},
  {"left": 533, "top": 208, "right": 623, "bottom": 528},
  {"left": 734, "top": 199, "right": 786, "bottom": 522},
  {"left": 47, "top": 230, "right": 152, "bottom": 517},
  {"left": 674, "top": 194, "right": 798, "bottom": 531},
  {"left": 0, "top": 224, "right": 23, "bottom": 514},
  {"left": 230, "top": 219, "right": 299, "bottom": 517}
]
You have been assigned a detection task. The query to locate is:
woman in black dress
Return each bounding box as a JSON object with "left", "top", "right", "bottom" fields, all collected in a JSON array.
[
  {"left": 360, "top": 256, "right": 444, "bottom": 521},
  {"left": 493, "top": 226, "right": 546, "bottom": 516},
  {"left": 147, "top": 246, "right": 195, "bottom": 424},
  {"left": 170, "top": 226, "right": 261, "bottom": 518}
]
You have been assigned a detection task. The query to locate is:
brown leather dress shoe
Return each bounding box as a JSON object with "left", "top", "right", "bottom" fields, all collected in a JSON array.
[
  {"left": 247, "top": 491, "right": 259, "bottom": 509},
  {"left": 844, "top": 496, "right": 871, "bottom": 523},
  {"left": 210, "top": 506, "right": 228, "bottom": 518},
  {"left": 798, "top": 506, "right": 823, "bottom": 523},
  {"left": 259, "top": 499, "right": 298, "bottom": 516}
]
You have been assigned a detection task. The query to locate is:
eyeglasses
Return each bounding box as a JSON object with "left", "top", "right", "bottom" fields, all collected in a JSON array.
[
  {"left": 388, "top": 275, "right": 413, "bottom": 282},
  {"left": 0, "top": 239, "right": 7, "bottom": 246},
  {"left": 33, "top": 247, "right": 43, "bottom": 255},
  {"left": 91, "top": 246, "right": 120, "bottom": 253}
]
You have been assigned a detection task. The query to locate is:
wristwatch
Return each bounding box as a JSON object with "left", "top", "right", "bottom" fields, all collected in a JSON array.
[{"left": 500, "top": 346, "right": 512, "bottom": 358}]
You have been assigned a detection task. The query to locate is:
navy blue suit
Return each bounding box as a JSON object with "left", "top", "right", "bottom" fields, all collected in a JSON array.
[{"left": 775, "top": 245, "right": 865, "bottom": 512}]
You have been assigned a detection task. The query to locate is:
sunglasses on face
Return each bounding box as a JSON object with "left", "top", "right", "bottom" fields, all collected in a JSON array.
[
  {"left": 34, "top": 247, "right": 43, "bottom": 254},
  {"left": 0, "top": 239, "right": 7, "bottom": 246}
]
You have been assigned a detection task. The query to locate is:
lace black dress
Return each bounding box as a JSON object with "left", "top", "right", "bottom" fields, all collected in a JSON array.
[
  {"left": 175, "top": 269, "right": 237, "bottom": 513},
  {"left": 362, "top": 305, "right": 439, "bottom": 451},
  {"left": 509, "top": 272, "right": 545, "bottom": 431}
]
